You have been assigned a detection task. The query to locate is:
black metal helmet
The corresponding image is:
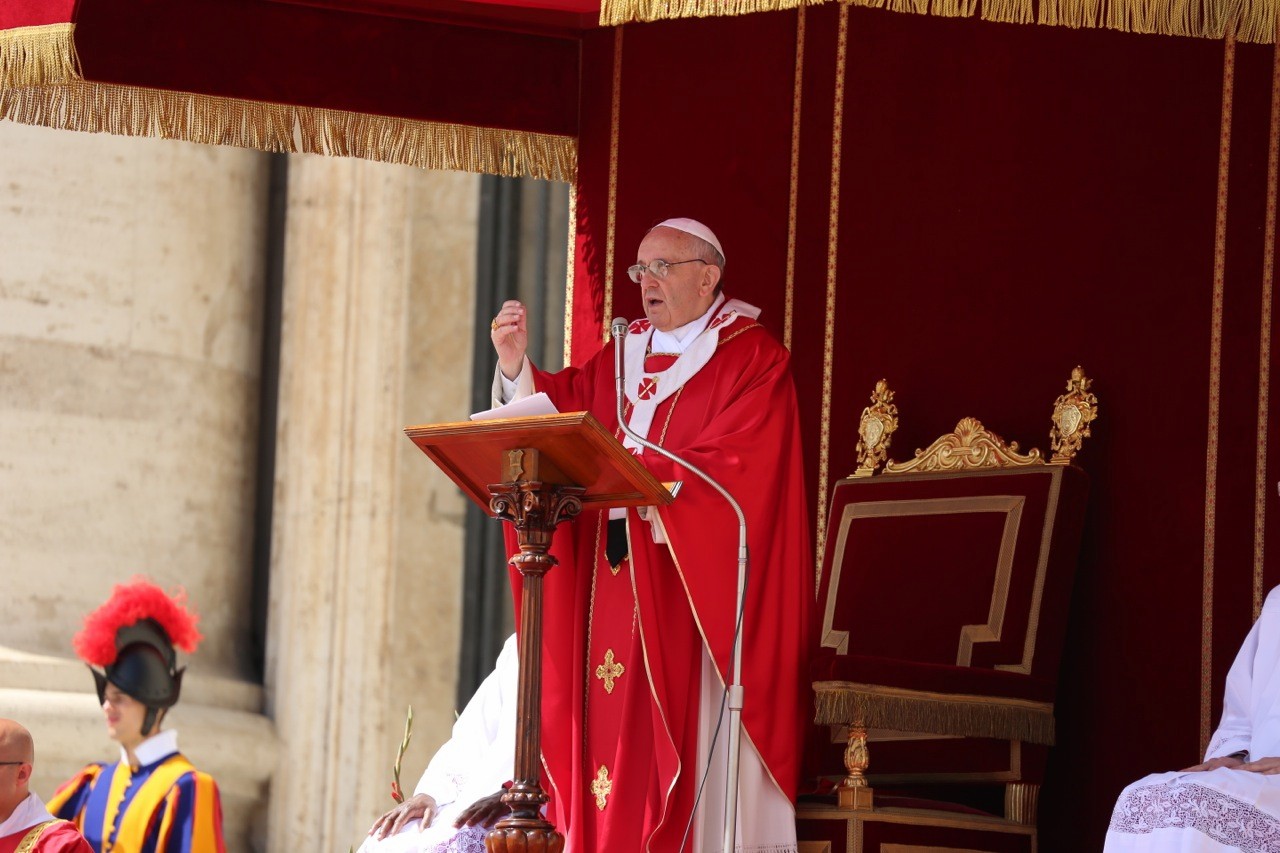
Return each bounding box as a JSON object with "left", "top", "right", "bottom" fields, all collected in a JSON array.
[{"left": 75, "top": 580, "right": 202, "bottom": 737}]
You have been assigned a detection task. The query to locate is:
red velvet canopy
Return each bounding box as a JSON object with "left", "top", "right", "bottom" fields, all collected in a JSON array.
[{"left": 3, "top": 0, "right": 1279, "bottom": 849}]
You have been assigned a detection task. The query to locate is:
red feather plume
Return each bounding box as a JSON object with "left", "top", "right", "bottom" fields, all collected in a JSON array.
[{"left": 73, "top": 577, "right": 203, "bottom": 667}]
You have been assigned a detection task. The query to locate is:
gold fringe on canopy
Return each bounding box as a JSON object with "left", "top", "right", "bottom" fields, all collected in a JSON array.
[
  {"left": 813, "top": 681, "right": 1057, "bottom": 745},
  {"left": 0, "top": 24, "right": 82, "bottom": 89},
  {"left": 0, "top": 80, "right": 577, "bottom": 182},
  {"left": 600, "top": 0, "right": 1275, "bottom": 45}
]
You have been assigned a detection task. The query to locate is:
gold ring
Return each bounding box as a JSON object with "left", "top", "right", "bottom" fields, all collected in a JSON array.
[{"left": 491, "top": 319, "right": 500, "bottom": 331}]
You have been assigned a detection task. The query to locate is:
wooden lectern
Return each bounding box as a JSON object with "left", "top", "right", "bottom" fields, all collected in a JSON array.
[{"left": 404, "top": 411, "right": 675, "bottom": 853}]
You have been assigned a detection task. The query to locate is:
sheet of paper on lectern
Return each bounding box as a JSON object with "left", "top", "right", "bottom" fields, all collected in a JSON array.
[{"left": 469, "top": 392, "right": 560, "bottom": 422}]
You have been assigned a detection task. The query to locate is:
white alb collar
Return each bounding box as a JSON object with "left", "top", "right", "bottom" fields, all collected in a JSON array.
[
  {"left": 0, "top": 791, "right": 55, "bottom": 837},
  {"left": 122, "top": 728, "right": 179, "bottom": 768},
  {"left": 649, "top": 295, "right": 725, "bottom": 353}
]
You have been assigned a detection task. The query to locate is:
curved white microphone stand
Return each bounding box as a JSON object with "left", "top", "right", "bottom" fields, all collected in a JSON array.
[{"left": 611, "top": 317, "right": 749, "bottom": 853}]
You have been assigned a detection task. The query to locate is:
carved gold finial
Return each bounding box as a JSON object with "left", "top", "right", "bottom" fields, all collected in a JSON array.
[
  {"left": 1050, "top": 366, "right": 1098, "bottom": 465},
  {"left": 853, "top": 379, "right": 898, "bottom": 477},
  {"left": 885, "top": 417, "right": 1042, "bottom": 474}
]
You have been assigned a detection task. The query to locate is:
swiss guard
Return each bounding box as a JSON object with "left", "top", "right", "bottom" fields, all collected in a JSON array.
[{"left": 47, "top": 579, "right": 226, "bottom": 853}]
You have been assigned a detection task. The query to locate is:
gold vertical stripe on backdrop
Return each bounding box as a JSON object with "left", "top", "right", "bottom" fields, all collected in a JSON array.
[
  {"left": 784, "top": 6, "right": 807, "bottom": 351},
  {"left": 565, "top": 189, "right": 578, "bottom": 367},
  {"left": 604, "top": 28, "right": 624, "bottom": 342},
  {"left": 1254, "top": 37, "right": 1280, "bottom": 621},
  {"left": 1202, "top": 33, "right": 1237, "bottom": 754},
  {"left": 815, "top": 3, "right": 850, "bottom": 592}
]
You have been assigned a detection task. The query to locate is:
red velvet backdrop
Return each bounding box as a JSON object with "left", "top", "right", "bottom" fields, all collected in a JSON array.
[
  {"left": 571, "top": 10, "right": 1279, "bottom": 849},
  {"left": 26, "top": 0, "right": 581, "bottom": 134}
]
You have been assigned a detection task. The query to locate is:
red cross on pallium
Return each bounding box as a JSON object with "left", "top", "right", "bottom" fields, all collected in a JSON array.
[
  {"left": 629, "top": 319, "right": 652, "bottom": 334},
  {"left": 637, "top": 377, "right": 659, "bottom": 400},
  {"left": 709, "top": 312, "right": 733, "bottom": 329}
]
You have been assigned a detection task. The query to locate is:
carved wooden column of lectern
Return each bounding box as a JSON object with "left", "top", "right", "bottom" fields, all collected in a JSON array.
[{"left": 404, "top": 412, "right": 675, "bottom": 853}]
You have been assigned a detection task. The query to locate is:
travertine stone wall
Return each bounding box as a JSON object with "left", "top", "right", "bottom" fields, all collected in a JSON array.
[
  {"left": 0, "top": 121, "right": 275, "bottom": 849},
  {"left": 264, "top": 155, "right": 477, "bottom": 851}
]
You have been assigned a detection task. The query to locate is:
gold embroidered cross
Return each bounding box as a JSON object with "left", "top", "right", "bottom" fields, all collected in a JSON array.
[
  {"left": 594, "top": 649, "right": 625, "bottom": 694},
  {"left": 591, "top": 765, "right": 612, "bottom": 810}
]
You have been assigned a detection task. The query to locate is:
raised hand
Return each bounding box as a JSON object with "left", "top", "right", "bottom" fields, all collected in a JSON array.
[{"left": 490, "top": 300, "right": 528, "bottom": 380}]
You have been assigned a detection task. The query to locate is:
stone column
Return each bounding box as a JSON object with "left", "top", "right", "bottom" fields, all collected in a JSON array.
[
  {"left": 0, "top": 121, "right": 276, "bottom": 848},
  {"left": 265, "top": 156, "right": 478, "bottom": 851}
]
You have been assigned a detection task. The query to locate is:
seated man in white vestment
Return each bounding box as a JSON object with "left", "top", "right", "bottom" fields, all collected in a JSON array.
[
  {"left": 360, "top": 634, "right": 517, "bottom": 853},
  {"left": 1104, "top": 585, "right": 1280, "bottom": 852}
]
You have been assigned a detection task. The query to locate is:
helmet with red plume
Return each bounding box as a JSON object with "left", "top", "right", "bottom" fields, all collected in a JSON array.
[{"left": 74, "top": 578, "right": 203, "bottom": 736}]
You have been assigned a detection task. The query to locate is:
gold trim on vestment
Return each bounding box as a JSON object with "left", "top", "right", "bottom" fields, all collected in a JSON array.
[
  {"left": 0, "top": 81, "right": 577, "bottom": 181},
  {"left": 15, "top": 820, "right": 63, "bottom": 853},
  {"left": 1255, "top": 39, "right": 1279, "bottom": 622},
  {"left": 631, "top": 533, "right": 684, "bottom": 847},
  {"left": 596, "top": 648, "right": 625, "bottom": 693},
  {"left": 784, "top": 6, "right": 806, "bottom": 352},
  {"left": 816, "top": 2, "right": 850, "bottom": 594},
  {"left": 600, "top": 0, "right": 1275, "bottom": 44},
  {"left": 604, "top": 27, "right": 624, "bottom": 343},
  {"left": 1203, "top": 33, "right": 1235, "bottom": 755},
  {"left": 0, "top": 23, "right": 81, "bottom": 89},
  {"left": 592, "top": 764, "right": 613, "bottom": 809}
]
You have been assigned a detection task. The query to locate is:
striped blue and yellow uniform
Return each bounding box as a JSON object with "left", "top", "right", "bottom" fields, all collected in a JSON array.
[{"left": 46, "top": 753, "right": 225, "bottom": 853}]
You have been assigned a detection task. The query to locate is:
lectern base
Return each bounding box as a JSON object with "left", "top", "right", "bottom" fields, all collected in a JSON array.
[{"left": 485, "top": 820, "right": 565, "bottom": 853}]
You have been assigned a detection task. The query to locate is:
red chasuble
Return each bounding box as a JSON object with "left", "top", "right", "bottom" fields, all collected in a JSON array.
[
  {"left": 507, "top": 312, "right": 813, "bottom": 851},
  {"left": 0, "top": 821, "right": 92, "bottom": 853}
]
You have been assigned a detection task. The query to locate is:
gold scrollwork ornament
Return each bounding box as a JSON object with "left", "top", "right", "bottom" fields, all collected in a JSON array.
[
  {"left": 1050, "top": 366, "right": 1098, "bottom": 464},
  {"left": 886, "top": 417, "right": 1041, "bottom": 475},
  {"left": 853, "top": 379, "right": 898, "bottom": 477}
]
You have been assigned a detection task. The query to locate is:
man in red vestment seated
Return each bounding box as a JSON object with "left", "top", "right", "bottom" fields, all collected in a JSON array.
[
  {"left": 0, "top": 720, "right": 91, "bottom": 853},
  {"left": 489, "top": 218, "right": 812, "bottom": 852}
]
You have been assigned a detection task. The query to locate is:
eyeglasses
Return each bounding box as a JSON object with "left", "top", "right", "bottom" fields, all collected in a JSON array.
[
  {"left": 626, "top": 258, "right": 709, "bottom": 283},
  {"left": 0, "top": 761, "right": 25, "bottom": 767}
]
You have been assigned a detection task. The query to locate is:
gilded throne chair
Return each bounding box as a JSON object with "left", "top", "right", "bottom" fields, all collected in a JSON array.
[{"left": 797, "top": 368, "right": 1098, "bottom": 853}]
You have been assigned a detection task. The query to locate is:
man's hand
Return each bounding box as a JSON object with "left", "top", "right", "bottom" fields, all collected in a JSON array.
[
  {"left": 368, "top": 793, "right": 438, "bottom": 839},
  {"left": 491, "top": 300, "right": 528, "bottom": 381},
  {"left": 1242, "top": 757, "right": 1280, "bottom": 774},
  {"left": 454, "top": 790, "right": 509, "bottom": 828},
  {"left": 1182, "top": 755, "right": 1247, "bottom": 772}
]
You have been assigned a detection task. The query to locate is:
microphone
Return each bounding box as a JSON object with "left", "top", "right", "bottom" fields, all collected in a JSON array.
[
  {"left": 609, "top": 314, "right": 749, "bottom": 853},
  {"left": 612, "top": 316, "right": 629, "bottom": 432}
]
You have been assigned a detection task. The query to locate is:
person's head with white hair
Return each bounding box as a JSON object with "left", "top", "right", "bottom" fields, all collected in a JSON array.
[{"left": 627, "top": 218, "right": 726, "bottom": 332}]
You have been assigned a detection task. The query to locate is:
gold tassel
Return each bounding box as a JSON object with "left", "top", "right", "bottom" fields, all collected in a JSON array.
[
  {"left": 980, "top": 0, "right": 1036, "bottom": 25},
  {"left": 814, "top": 683, "right": 1057, "bottom": 745},
  {"left": 0, "top": 81, "right": 576, "bottom": 182},
  {"left": 600, "top": 0, "right": 832, "bottom": 25},
  {"left": 599, "top": 0, "right": 1274, "bottom": 42},
  {"left": 0, "top": 23, "right": 82, "bottom": 89}
]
